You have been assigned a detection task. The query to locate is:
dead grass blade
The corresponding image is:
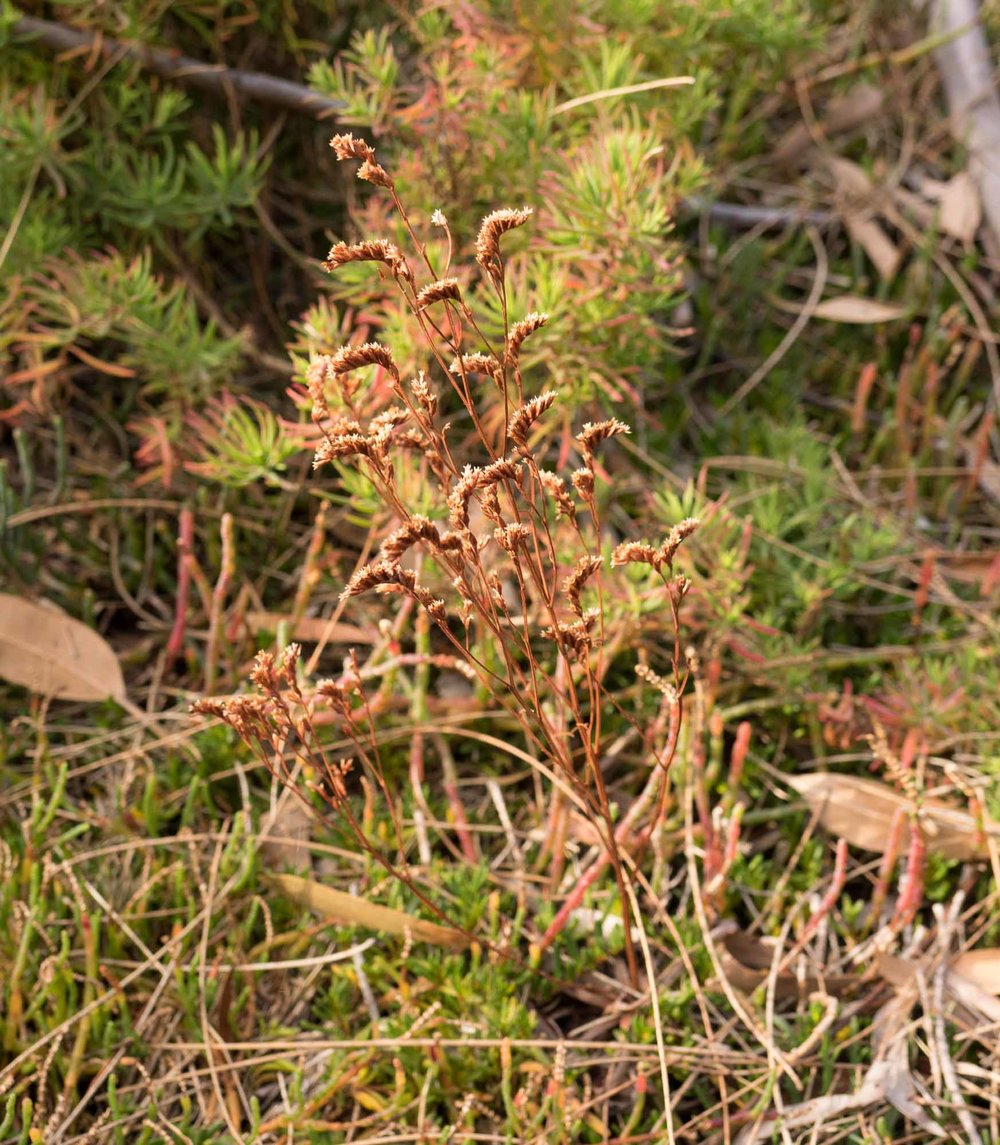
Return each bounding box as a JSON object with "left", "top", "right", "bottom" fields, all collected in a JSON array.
[
  {"left": 0, "top": 592, "right": 126, "bottom": 702},
  {"left": 787, "top": 772, "right": 992, "bottom": 859},
  {"left": 774, "top": 82, "right": 884, "bottom": 165},
  {"left": 264, "top": 872, "right": 471, "bottom": 949},
  {"left": 810, "top": 296, "right": 906, "bottom": 323},
  {"left": 738, "top": 959, "right": 946, "bottom": 1143},
  {"left": 246, "top": 610, "right": 376, "bottom": 644}
]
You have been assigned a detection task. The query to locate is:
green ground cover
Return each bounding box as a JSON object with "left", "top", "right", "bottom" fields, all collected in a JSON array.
[{"left": 3, "top": 1, "right": 1000, "bottom": 1140}]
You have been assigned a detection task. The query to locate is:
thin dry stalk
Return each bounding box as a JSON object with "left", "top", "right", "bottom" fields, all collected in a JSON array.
[{"left": 194, "top": 135, "right": 700, "bottom": 999}]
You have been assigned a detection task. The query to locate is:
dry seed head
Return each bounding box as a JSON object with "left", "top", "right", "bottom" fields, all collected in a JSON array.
[
  {"left": 577, "top": 418, "right": 632, "bottom": 463},
  {"left": 192, "top": 694, "right": 273, "bottom": 740},
  {"left": 611, "top": 540, "right": 662, "bottom": 570},
  {"left": 480, "top": 484, "right": 502, "bottom": 523},
  {"left": 448, "top": 466, "right": 479, "bottom": 530},
  {"left": 410, "top": 371, "right": 438, "bottom": 416},
  {"left": 313, "top": 433, "right": 373, "bottom": 467},
  {"left": 508, "top": 391, "right": 556, "bottom": 445},
  {"left": 452, "top": 576, "right": 475, "bottom": 623},
  {"left": 486, "top": 571, "right": 508, "bottom": 610},
  {"left": 563, "top": 555, "right": 603, "bottom": 616},
  {"left": 668, "top": 574, "right": 691, "bottom": 604},
  {"left": 330, "top": 132, "right": 376, "bottom": 162},
  {"left": 476, "top": 207, "right": 533, "bottom": 284},
  {"left": 306, "top": 357, "right": 331, "bottom": 419},
  {"left": 659, "top": 517, "right": 700, "bottom": 566},
  {"left": 542, "top": 613, "right": 598, "bottom": 662},
  {"left": 539, "top": 469, "right": 577, "bottom": 520},
  {"left": 494, "top": 523, "right": 530, "bottom": 553},
  {"left": 447, "top": 459, "right": 521, "bottom": 529},
  {"left": 317, "top": 678, "right": 352, "bottom": 712},
  {"left": 357, "top": 159, "right": 392, "bottom": 188},
  {"left": 342, "top": 559, "right": 415, "bottom": 600},
  {"left": 416, "top": 278, "right": 462, "bottom": 309},
  {"left": 330, "top": 341, "right": 397, "bottom": 377},
  {"left": 481, "top": 457, "right": 521, "bottom": 485},
  {"left": 370, "top": 406, "right": 410, "bottom": 435},
  {"left": 571, "top": 467, "right": 595, "bottom": 499},
  {"left": 505, "top": 312, "right": 549, "bottom": 364},
  {"left": 450, "top": 352, "right": 502, "bottom": 381},
  {"left": 393, "top": 427, "right": 432, "bottom": 453},
  {"left": 410, "top": 585, "right": 448, "bottom": 625},
  {"left": 277, "top": 643, "right": 301, "bottom": 686},
  {"left": 323, "top": 239, "right": 409, "bottom": 280},
  {"left": 437, "top": 529, "right": 466, "bottom": 555},
  {"left": 381, "top": 515, "right": 444, "bottom": 560},
  {"left": 431, "top": 209, "right": 448, "bottom": 228},
  {"left": 250, "top": 649, "right": 279, "bottom": 691}
]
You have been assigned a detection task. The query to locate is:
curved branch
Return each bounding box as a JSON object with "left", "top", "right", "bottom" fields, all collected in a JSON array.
[
  {"left": 931, "top": 0, "right": 1000, "bottom": 250},
  {"left": 12, "top": 14, "right": 345, "bottom": 120},
  {"left": 13, "top": 14, "right": 838, "bottom": 235}
]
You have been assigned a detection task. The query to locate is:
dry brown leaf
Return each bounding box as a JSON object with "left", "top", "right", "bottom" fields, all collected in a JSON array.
[
  {"left": 937, "top": 172, "right": 982, "bottom": 243},
  {"left": 261, "top": 797, "right": 316, "bottom": 871},
  {"left": 715, "top": 927, "right": 856, "bottom": 999},
  {"left": 932, "top": 0, "right": 1000, "bottom": 249},
  {"left": 265, "top": 872, "right": 470, "bottom": 949},
  {"left": 787, "top": 773, "right": 992, "bottom": 859},
  {"left": 247, "top": 610, "right": 375, "bottom": 644},
  {"left": 826, "top": 156, "right": 878, "bottom": 201},
  {"left": 825, "top": 158, "right": 901, "bottom": 281},
  {"left": 844, "top": 216, "right": 902, "bottom": 281},
  {"left": 951, "top": 948, "right": 1000, "bottom": 995},
  {"left": 877, "top": 951, "right": 1000, "bottom": 1029},
  {"left": 0, "top": 593, "right": 126, "bottom": 702},
  {"left": 810, "top": 296, "right": 906, "bottom": 324}
]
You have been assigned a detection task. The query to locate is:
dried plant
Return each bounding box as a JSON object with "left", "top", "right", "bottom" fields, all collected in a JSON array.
[{"left": 194, "top": 134, "right": 698, "bottom": 969}]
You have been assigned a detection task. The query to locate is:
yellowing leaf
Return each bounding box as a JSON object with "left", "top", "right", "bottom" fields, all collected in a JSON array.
[
  {"left": 811, "top": 296, "right": 906, "bottom": 324},
  {"left": 265, "top": 873, "right": 470, "bottom": 949},
  {"left": 0, "top": 594, "right": 126, "bottom": 703},
  {"left": 787, "top": 772, "right": 991, "bottom": 860}
]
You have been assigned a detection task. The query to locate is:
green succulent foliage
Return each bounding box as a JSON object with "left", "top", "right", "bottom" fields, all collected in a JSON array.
[
  {"left": 307, "top": 25, "right": 400, "bottom": 132},
  {"left": 1, "top": 14, "right": 286, "bottom": 424},
  {"left": 5, "top": 249, "right": 243, "bottom": 403},
  {"left": 185, "top": 394, "right": 301, "bottom": 487}
]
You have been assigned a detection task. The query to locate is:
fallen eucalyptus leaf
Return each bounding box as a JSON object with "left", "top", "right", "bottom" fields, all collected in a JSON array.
[
  {"left": 787, "top": 773, "right": 992, "bottom": 859},
  {"left": 266, "top": 872, "right": 470, "bottom": 949},
  {"left": 0, "top": 593, "right": 126, "bottom": 703}
]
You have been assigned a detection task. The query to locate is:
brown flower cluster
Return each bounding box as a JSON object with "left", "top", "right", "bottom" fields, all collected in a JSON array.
[
  {"left": 611, "top": 518, "right": 700, "bottom": 573},
  {"left": 475, "top": 207, "right": 533, "bottom": 286},
  {"left": 324, "top": 238, "right": 412, "bottom": 282},
  {"left": 329, "top": 132, "right": 392, "bottom": 188}
]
